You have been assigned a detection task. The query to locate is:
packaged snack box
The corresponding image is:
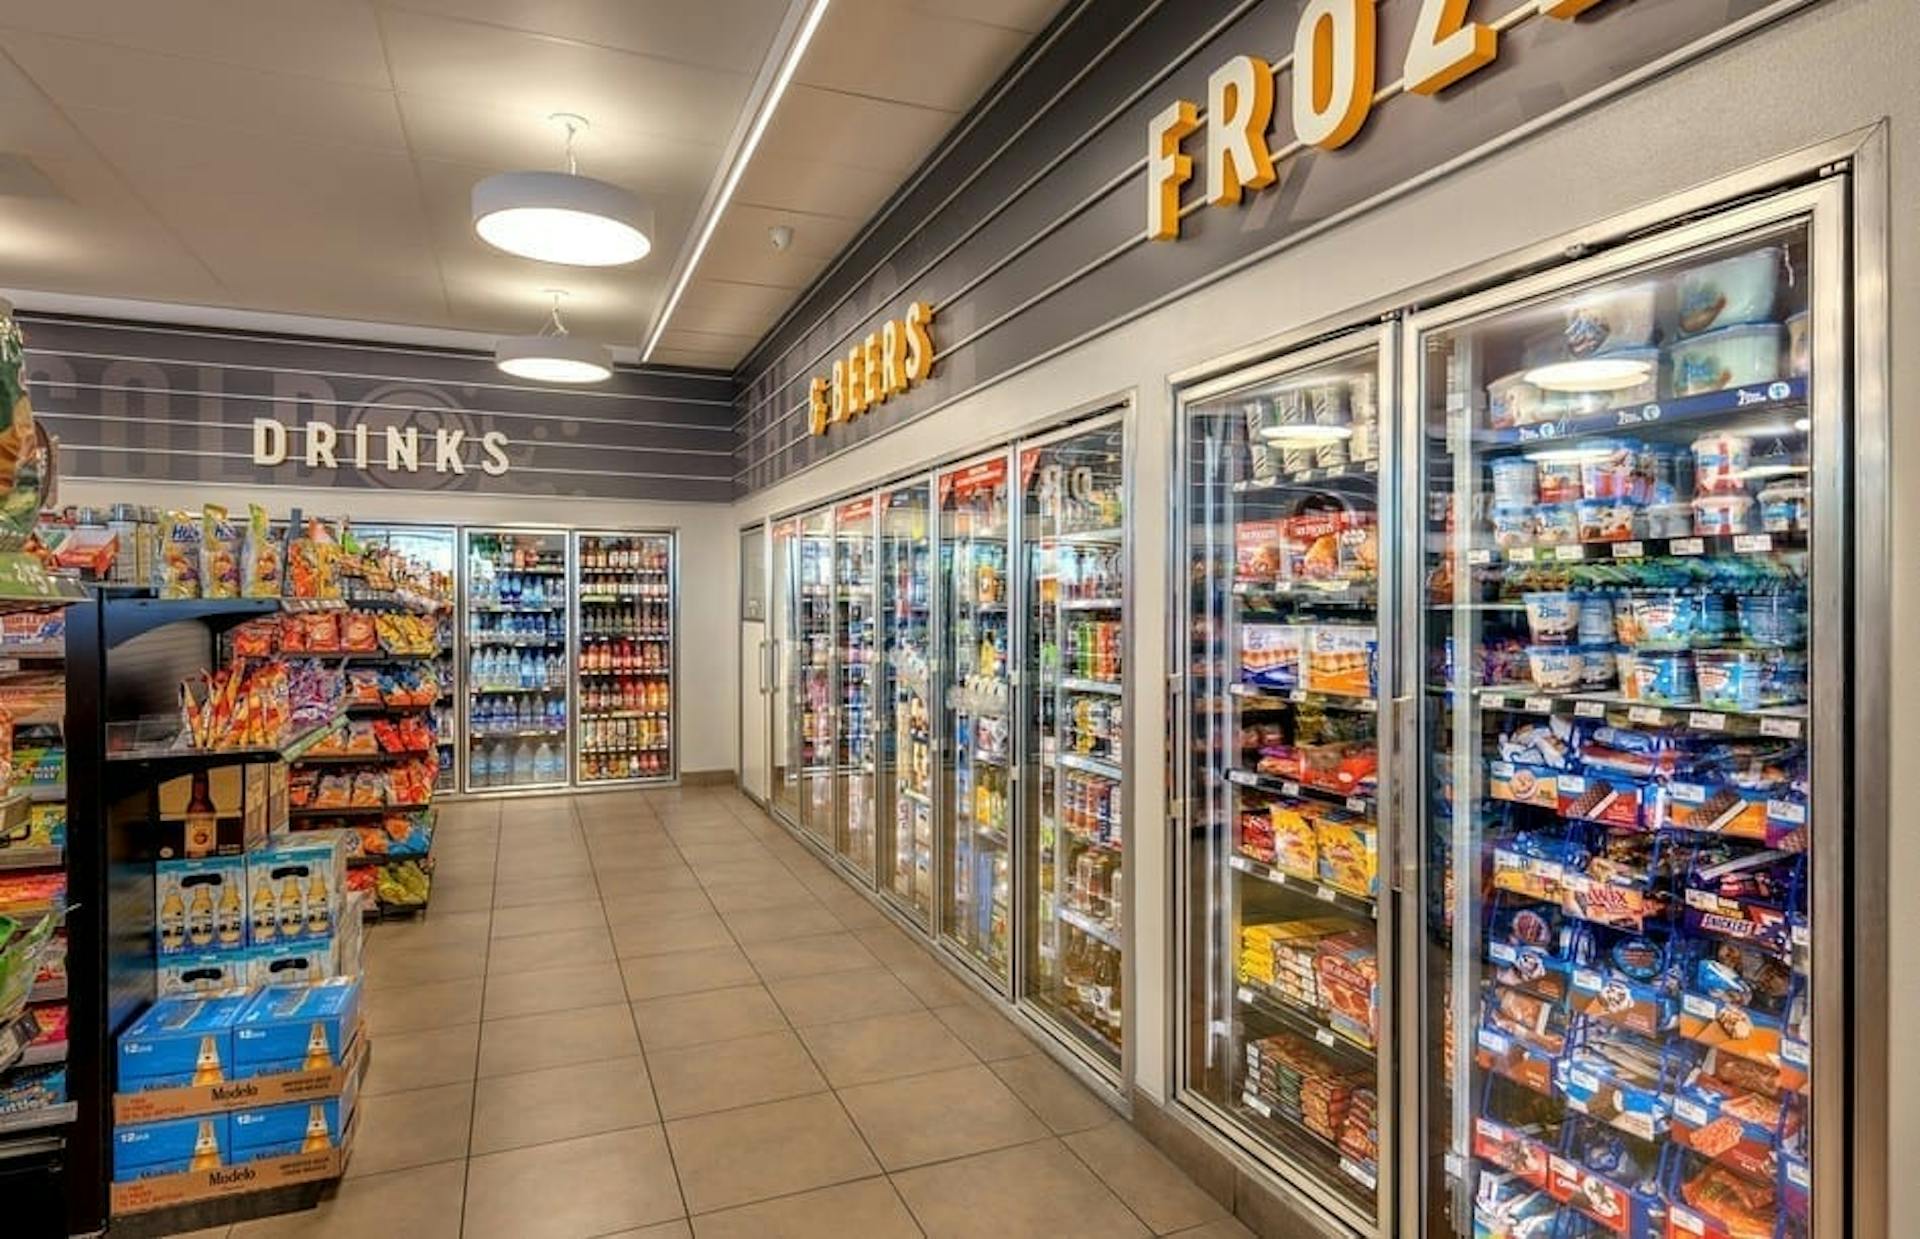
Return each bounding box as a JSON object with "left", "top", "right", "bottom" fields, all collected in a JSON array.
[
  {"left": 1314, "top": 933, "right": 1379, "bottom": 1046},
  {"left": 1241, "top": 625, "right": 1303, "bottom": 690},
  {"left": 1268, "top": 802, "right": 1319, "bottom": 878},
  {"left": 1285, "top": 509, "right": 1344, "bottom": 580},
  {"left": 246, "top": 833, "right": 347, "bottom": 948},
  {"left": 232, "top": 978, "right": 361, "bottom": 1078},
  {"left": 155, "top": 856, "right": 248, "bottom": 958},
  {"left": 118, "top": 990, "right": 253, "bottom": 1091},
  {"left": 230, "top": 1071, "right": 356, "bottom": 1162},
  {"left": 155, "top": 763, "right": 276, "bottom": 859},
  {"left": 1314, "top": 813, "right": 1377, "bottom": 899},
  {"left": 155, "top": 952, "right": 249, "bottom": 998},
  {"left": 113, "top": 1114, "right": 229, "bottom": 1181},
  {"left": 1234, "top": 521, "right": 1282, "bottom": 581},
  {"left": 1304, "top": 626, "right": 1377, "bottom": 698}
]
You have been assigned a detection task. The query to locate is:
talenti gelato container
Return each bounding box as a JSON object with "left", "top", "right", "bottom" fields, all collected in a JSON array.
[
  {"left": 1491, "top": 458, "right": 1539, "bottom": 507},
  {"left": 1670, "top": 323, "right": 1786, "bottom": 396},
  {"left": 1758, "top": 481, "right": 1809, "bottom": 533},
  {"left": 1691, "top": 433, "right": 1754, "bottom": 494},
  {"left": 1692, "top": 493, "right": 1755, "bottom": 537},
  {"left": 1528, "top": 646, "right": 1584, "bottom": 691}
]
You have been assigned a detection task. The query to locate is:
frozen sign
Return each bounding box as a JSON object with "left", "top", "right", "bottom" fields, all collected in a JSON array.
[
  {"left": 251, "top": 418, "right": 511, "bottom": 477},
  {"left": 1148, "top": 0, "right": 1614, "bottom": 240}
]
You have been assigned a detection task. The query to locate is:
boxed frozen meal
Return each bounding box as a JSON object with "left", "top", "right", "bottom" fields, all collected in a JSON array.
[
  {"left": 1488, "top": 761, "right": 1560, "bottom": 809},
  {"left": 1268, "top": 802, "right": 1319, "bottom": 877},
  {"left": 1285, "top": 508, "right": 1345, "bottom": 581},
  {"left": 231, "top": 978, "right": 361, "bottom": 1078},
  {"left": 113, "top": 1114, "right": 230, "bottom": 1181},
  {"left": 117, "top": 990, "right": 253, "bottom": 1091},
  {"left": 1313, "top": 813, "right": 1377, "bottom": 899},
  {"left": 1313, "top": 932, "right": 1379, "bottom": 1046},
  {"left": 246, "top": 832, "right": 347, "bottom": 948},
  {"left": 1304, "top": 626, "right": 1377, "bottom": 698},
  {"left": 1234, "top": 520, "right": 1282, "bottom": 581},
  {"left": 1240, "top": 625, "right": 1304, "bottom": 691}
]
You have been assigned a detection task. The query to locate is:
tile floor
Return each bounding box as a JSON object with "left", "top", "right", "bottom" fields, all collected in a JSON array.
[{"left": 174, "top": 786, "right": 1252, "bottom": 1239}]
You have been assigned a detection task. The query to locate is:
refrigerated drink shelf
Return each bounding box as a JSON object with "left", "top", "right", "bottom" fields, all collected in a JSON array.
[
  {"left": 1229, "top": 683, "right": 1378, "bottom": 713},
  {"left": 579, "top": 709, "right": 669, "bottom": 719},
  {"left": 1228, "top": 769, "right": 1374, "bottom": 818},
  {"left": 1039, "top": 527, "right": 1124, "bottom": 544},
  {"left": 1059, "top": 905, "right": 1121, "bottom": 949},
  {"left": 1474, "top": 689, "right": 1806, "bottom": 739},
  {"left": 1229, "top": 853, "right": 1376, "bottom": 920},
  {"left": 467, "top": 636, "right": 563, "bottom": 647},
  {"left": 1059, "top": 598, "right": 1123, "bottom": 611},
  {"left": 470, "top": 684, "right": 565, "bottom": 694},
  {"left": 471, "top": 604, "right": 565, "bottom": 613},
  {"left": 1468, "top": 530, "right": 1805, "bottom": 566},
  {"left": 469, "top": 727, "right": 565, "bottom": 739},
  {"left": 900, "top": 785, "right": 932, "bottom": 806}
]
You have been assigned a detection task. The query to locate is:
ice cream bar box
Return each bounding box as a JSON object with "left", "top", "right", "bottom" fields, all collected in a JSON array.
[
  {"left": 230, "top": 1068, "right": 357, "bottom": 1161},
  {"left": 245, "top": 832, "right": 347, "bottom": 949},
  {"left": 232, "top": 978, "right": 361, "bottom": 1078},
  {"left": 155, "top": 950, "right": 250, "bottom": 998},
  {"left": 113, "top": 1114, "right": 231, "bottom": 1181},
  {"left": 154, "top": 763, "right": 278, "bottom": 860},
  {"left": 118, "top": 990, "right": 253, "bottom": 1091},
  {"left": 155, "top": 856, "right": 249, "bottom": 958}
]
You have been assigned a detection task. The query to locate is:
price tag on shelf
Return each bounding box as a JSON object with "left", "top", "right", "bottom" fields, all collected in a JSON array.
[
  {"left": 1611, "top": 541, "right": 1644, "bottom": 559},
  {"left": 1733, "top": 533, "right": 1774, "bottom": 554},
  {"left": 1573, "top": 700, "right": 1607, "bottom": 719},
  {"left": 1507, "top": 546, "right": 1536, "bottom": 563},
  {"left": 1347, "top": 797, "right": 1368, "bottom": 814},
  {"left": 1467, "top": 549, "right": 1493, "bottom": 565},
  {"left": 1627, "top": 706, "right": 1664, "bottom": 725},
  {"left": 1244, "top": 1094, "right": 1273, "bottom": 1118},
  {"left": 1760, "top": 716, "right": 1803, "bottom": 739},
  {"left": 1237, "top": 987, "right": 1254, "bottom": 1005},
  {"left": 1229, "top": 771, "right": 1254, "bottom": 787},
  {"left": 1281, "top": 781, "right": 1301, "bottom": 797},
  {"left": 1687, "top": 711, "right": 1727, "bottom": 732},
  {"left": 1669, "top": 537, "right": 1705, "bottom": 557},
  {"left": 1522, "top": 696, "right": 1552, "bottom": 714},
  {"left": 0, "top": 658, "right": 19, "bottom": 674},
  {"left": 1314, "top": 885, "right": 1339, "bottom": 904},
  {"left": 1287, "top": 690, "right": 1308, "bottom": 704},
  {"left": 1554, "top": 544, "right": 1585, "bottom": 562},
  {"left": 1314, "top": 1028, "right": 1336, "bottom": 1048}
]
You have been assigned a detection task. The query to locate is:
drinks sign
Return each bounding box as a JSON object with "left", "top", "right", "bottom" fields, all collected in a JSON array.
[{"left": 251, "top": 417, "right": 511, "bottom": 477}]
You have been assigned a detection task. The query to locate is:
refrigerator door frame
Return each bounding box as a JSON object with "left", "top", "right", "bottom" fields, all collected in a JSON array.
[
  {"left": 1169, "top": 321, "right": 1401, "bottom": 1237},
  {"left": 829, "top": 493, "right": 881, "bottom": 886},
  {"left": 570, "top": 527, "right": 680, "bottom": 789},
  {"left": 458, "top": 524, "right": 576, "bottom": 796},
  {"left": 771, "top": 514, "right": 803, "bottom": 829},
  {"left": 876, "top": 473, "right": 939, "bottom": 929},
  {"left": 1400, "top": 176, "right": 1851, "bottom": 1239},
  {"left": 1009, "top": 407, "right": 1132, "bottom": 1089},
  {"left": 737, "top": 517, "right": 771, "bottom": 809}
]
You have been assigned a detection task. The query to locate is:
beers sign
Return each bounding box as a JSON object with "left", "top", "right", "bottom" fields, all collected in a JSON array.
[
  {"left": 807, "top": 301, "right": 936, "bottom": 436},
  {"left": 1149, "top": 0, "right": 1610, "bottom": 240}
]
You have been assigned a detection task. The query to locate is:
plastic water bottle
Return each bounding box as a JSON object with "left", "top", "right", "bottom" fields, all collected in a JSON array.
[
  {"left": 471, "top": 743, "right": 493, "bottom": 788},
  {"left": 512, "top": 741, "right": 536, "bottom": 783},
  {"left": 534, "top": 741, "right": 558, "bottom": 783}
]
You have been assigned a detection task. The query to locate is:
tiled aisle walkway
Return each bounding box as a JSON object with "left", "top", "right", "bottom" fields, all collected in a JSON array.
[{"left": 191, "top": 786, "right": 1253, "bottom": 1239}]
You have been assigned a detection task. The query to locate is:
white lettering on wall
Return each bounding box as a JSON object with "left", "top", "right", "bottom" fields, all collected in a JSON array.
[
  {"left": 252, "top": 418, "right": 287, "bottom": 466},
  {"left": 479, "top": 431, "right": 510, "bottom": 477},
  {"left": 433, "top": 428, "right": 467, "bottom": 474},
  {"left": 385, "top": 426, "right": 419, "bottom": 473},
  {"left": 304, "top": 422, "right": 338, "bottom": 469},
  {"left": 249, "top": 417, "right": 512, "bottom": 478}
]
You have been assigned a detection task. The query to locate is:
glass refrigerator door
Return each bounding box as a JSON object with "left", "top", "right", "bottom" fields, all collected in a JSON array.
[
  {"left": 1180, "top": 336, "right": 1391, "bottom": 1230},
  {"left": 1019, "top": 419, "right": 1127, "bottom": 1072},
  {"left": 575, "top": 531, "right": 674, "bottom": 784},
  {"left": 834, "top": 496, "right": 878, "bottom": 879},
  {"left": 771, "top": 518, "right": 801, "bottom": 825},
  {"left": 354, "top": 523, "right": 458, "bottom": 792},
  {"left": 879, "top": 481, "right": 934, "bottom": 925},
  {"left": 464, "top": 528, "right": 570, "bottom": 791},
  {"left": 1415, "top": 202, "right": 1837, "bottom": 1239},
  {"left": 796, "top": 506, "right": 837, "bottom": 844},
  {"left": 938, "top": 453, "right": 1013, "bottom": 983}
]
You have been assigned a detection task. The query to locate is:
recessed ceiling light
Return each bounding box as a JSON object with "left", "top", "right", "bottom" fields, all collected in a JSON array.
[
  {"left": 1523, "top": 356, "right": 1652, "bottom": 392},
  {"left": 495, "top": 292, "right": 612, "bottom": 384},
  {"left": 473, "top": 115, "right": 651, "bottom": 267}
]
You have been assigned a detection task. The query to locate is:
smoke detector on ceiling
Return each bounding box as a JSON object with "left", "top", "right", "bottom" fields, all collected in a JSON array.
[{"left": 768, "top": 225, "right": 794, "bottom": 251}]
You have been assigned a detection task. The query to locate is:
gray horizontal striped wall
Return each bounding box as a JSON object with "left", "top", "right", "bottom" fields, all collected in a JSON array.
[
  {"left": 19, "top": 315, "right": 737, "bottom": 503},
  {"left": 733, "top": 0, "right": 1814, "bottom": 495}
]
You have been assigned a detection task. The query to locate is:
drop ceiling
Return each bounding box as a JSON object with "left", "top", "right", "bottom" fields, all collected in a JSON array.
[{"left": 0, "top": 0, "right": 1064, "bottom": 372}]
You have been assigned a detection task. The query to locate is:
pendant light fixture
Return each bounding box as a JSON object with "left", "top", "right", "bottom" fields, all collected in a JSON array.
[
  {"left": 495, "top": 291, "right": 612, "bottom": 384},
  {"left": 473, "top": 115, "right": 652, "bottom": 267}
]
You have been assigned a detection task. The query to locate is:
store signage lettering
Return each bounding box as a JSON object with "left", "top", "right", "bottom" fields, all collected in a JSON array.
[
  {"left": 807, "top": 301, "right": 936, "bottom": 436},
  {"left": 250, "top": 417, "right": 511, "bottom": 477},
  {"left": 1149, "top": 0, "right": 1610, "bottom": 240}
]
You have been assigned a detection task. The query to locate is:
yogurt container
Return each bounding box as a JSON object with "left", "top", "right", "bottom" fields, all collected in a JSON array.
[
  {"left": 1631, "top": 650, "right": 1696, "bottom": 705},
  {"left": 1523, "top": 592, "right": 1582, "bottom": 645},
  {"left": 1533, "top": 503, "right": 1579, "bottom": 546},
  {"left": 1737, "top": 591, "right": 1807, "bottom": 648},
  {"left": 1676, "top": 247, "right": 1781, "bottom": 336},
  {"left": 1695, "top": 648, "right": 1767, "bottom": 711},
  {"left": 1577, "top": 498, "right": 1638, "bottom": 543},
  {"left": 1645, "top": 503, "right": 1695, "bottom": 539},
  {"left": 1528, "top": 646, "right": 1585, "bottom": 691},
  {"left": 1691, "top": 433, "right": 1753, "bottom": 495},
  {"left": 1491, "top": 504, "right": 1535, "bottom": 549},
  {"left": 1758, "top": 481, "right": 1809, "bottom": 533},
  {"left": 1488, "top": 372, "right": 1546, "bottom": 429},
  {"left": 1579, "top": 439, "right": 1644, "bottom": 501},
  {"left": 1693, "top": 493, "right": 1755, "bottom": 537},
  {"left": 1564, "top": 284, "right": 1660, "bottom": 357},
  {"left": 1577, "top": 646, "right": 1618, "bottom": 689},
  {"left": 1491, "top": 458, "right": 1539, "bottom": 507},
  {"left": 1785, "top": 311, "right": 1810, "bottom": 377},
  {"left": 1762, "top": 650, "right": 1807, "bottom": 706},
  {"left": 1628, "top": 590, "right": 1704, "bottom": 649},
  {"left": 1671, "top": 324, "right": 1787, "bottom": 396},
  {"left": 1576, "top": 595, "right": 1616, "bottom": 646}
]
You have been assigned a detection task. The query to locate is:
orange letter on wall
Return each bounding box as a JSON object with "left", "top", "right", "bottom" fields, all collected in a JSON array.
[{"left": 1147, "top": 99, "right": 1200, "bottom": 240}]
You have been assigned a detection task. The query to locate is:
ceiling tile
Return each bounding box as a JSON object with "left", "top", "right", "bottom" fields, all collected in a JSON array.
[
  {"left": 798, "top": 0, "right": 1031, "bottom": 112},
  {"left": 0, "top": 29, "right": 407, "bottom": 153},
  {"left": 377, "top": 0, "right": 791, "bottom": 73},
  {"left": 674, "top": 278, "right": 796, "bottom": 323},
  {"left": 398, "top": 94, "right": 720, "bottom": 198},
  {"left": 378, "top": 8, "right": 753, "bottom": 148},
  {"left": 0, "top": 0, "right": 391, "bottom": 87},
  {"left": 436, "top": 252, "right": 669, "bottom": 347},
  {"left": 756, "top": 84, "right": 954, "bottom": 176},
  {"left": 649, "top": 345, "right": 741, "bottom": 370},
  {"left": 904, "top": 0, "right": 1065, "bottom": 34},
  {"left": 734, "top": 150, "right": 900, "bottom": 222}
]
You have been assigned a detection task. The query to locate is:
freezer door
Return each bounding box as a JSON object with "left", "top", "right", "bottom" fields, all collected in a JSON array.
[
  {"left": 772, "top": 517, "right": 801, "bottom": 826},
  {"left": 833, "top": 495, "right": 880, "bottom": 881},
  {"left": 1409, "top": 184, "right": 1844, "bottom": 1239},
  {"left": 462, "top": 527, "right": 571, "bottom": 793},
  {"left": 796, "top": 506, "right": 837, "bottom": 845},
  {"left": 878, "top": 480, "right": 935, "bottom": 927}
]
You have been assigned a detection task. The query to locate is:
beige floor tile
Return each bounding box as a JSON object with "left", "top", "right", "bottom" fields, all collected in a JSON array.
[
  {"left": 483, "top": 961, "right": 630, "bottom": 1020},
  {"left": 675, "top": 841, "right": 762, "bottom": 868},
  {"left": 852, "top": 923, "right": 934, "bottom": 968},
  {"left": 470, "top": 1055, "right": 659, "bottom": 1154},
  {"left": 702, "top": 878, "right": 820, "bottom": 913},
  {"left": 838, "top": 1063, "right": 1048, "bottom": 1169},
  {"left": 362, "top": 977, "right": 483, "bottom": 1035},
  {"left": 601, "top": 888, "right": 715, "bottom": 925},
  {"left": 596, "top": 865, "right": 706, "bottom": 896},
  {"left": 509, "top": 850, "right": 596, "bottom": 880},
  {"left": 1065, "top": 1120, "right": 1232, "bottom": 1234},
  {"left": 666, "top": 1093, "right": 879, "bottom": 1214},
  {"left": 492, "top": 873, "right": 602, "bottom": 908},
  {"left": 892, "top": 1139, "right": 1149, "bottom": 1238},
  {"left": 620, "top": 945, "right": 758, "bottom": 1001},
  {"left": 425, "top": 857, "right": 496, "bottom": 887},
  {"left": 419, "top": 882, "right": 492, "bottom": 914},
  {"left": 343, "top": 1081, "right": 472, "bottom": 1178},
  {"left": 477, "top": 1003, "right": 640, "bottom": 1077},
  {"left": 742, "top": 932, "right": 881, "bottom": 980},
  {"left": 484, "top": 926, "right": 615, "bottom": 976},
  {"left": 630, "top": 985, "right": 790, "bottom": 1050},
  {"left": 929, "top": 1000, "right": 1038, "bottom": 1061},
  {"left": 766, "top": 968, "right": 923, "bottom": 1027},
  {"left": 689, "top": 1177, "right": 921, "bottom": 1239},
  {"left": 462, "top": 1126, "right": 684, "bottom": 1239},
  {"left": 366, "top": 909, "right": 491, "bottom": 952},
  {"left": 489, "top": 900, "right": 607, "bottom": 939},
  {"left": 695, "top": 859, "right": 798, "bottom": 889},
  {"left": 612, "top": 911, "right": 735, "bottom": 959},
  {"left": 719, "top": 903, "right": 843, "bottom": 944},
  {"left": 1166, "top": 1219, "right": 1257, "bottom": 1238},
  {"left": 589, "top": 845, "right": 687, "bottom": 875},
  {"left": 230, "top": 1160, "right": 464, "bottom": 1238},
  {"left": 359, "top": 1023, "right": 477, "bottom": 1096},
  {"left": 610, "top": 1224, "right": 693, "bottom": 1239},
  {"left": 796, "top": 1009, "right": 975, "bottom": 1088},
  {"left": 814, "top": 893, "right": 890, "bottom": 930},
  {"left": 989, "top": 1053, "right": 1118, "bottom": 1134},
  {"left": 648, "top": 1029, "right": 827, "bottom": 1119},
  {"left": 887, "top": 958, "right": 981, "bottom": 1008},
  {"left": 362, "top": 940, "right": 486, "bottom": 990}
]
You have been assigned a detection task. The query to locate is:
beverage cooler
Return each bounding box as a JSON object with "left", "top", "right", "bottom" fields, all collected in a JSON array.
[
  {"left": 574, "top": 530, "right": 676, "bottom": 784},
  {"left": 833, "top": 497, "right": 879, "bottom": 877},
  {"left": 1176, "top": 181, "right": 1847, "bottom": 1239},
  {"left": 878, "top": 481, "right": 934, "bottom": 925},
  {"left": 794, "top": 506, "right": 836, "bottom": 844},
  {"left": 464, "top": 528, "right": 570, "bottom": 792}
]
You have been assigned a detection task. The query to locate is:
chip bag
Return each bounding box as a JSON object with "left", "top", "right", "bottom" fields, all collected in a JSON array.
[
  {"left": 156, "top": 510, "right": 202, "bottom": 599},
  {"left": 242, "top": 503, "right": 283, "bottom": 598},
  {"left": 201, "top": 505, "right": 242, "bottom": 599}
]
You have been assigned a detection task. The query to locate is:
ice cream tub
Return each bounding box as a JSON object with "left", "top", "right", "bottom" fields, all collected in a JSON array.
[
  {"left": 1523, "top": 592, "right": 1581, "bottom": 645},
  {"left": 1615, "top": 650, "right": 1642, "bottom": 700},
  {"left": 1491, "top": 504, "right": 1535, "bottom": 549},
  {"left": 1576, "top": 595, "right": 1615, "bottom": 646},
  {"left": 1645, "top": 503, "right": 1695, "bottom": 539},
  {"left": 1758, "top": 481, "right": 1809, "bottom": 533},
  {"left": 1785, "top": 311, "right": 1810, "bottom": 377},
  {"left": 1578, "top": 439, "right": 1643, "bottom": 501},
  {"left": 1671, "top": 324, "right": 1786, "bottom": 396},
  {"left": 1763, "top": 650, "right": 1807, "bottom": 706},
  {"left": 1691, "top": 433, "right": 1753, "bottom": 495},
  {"left": 1631, "top": 651, "right": 1696, "bottom": 705},
  {"left": 1563, "top": 284, "right": 1659, "bottom": 357},
  {"left": 1676, "top": 246, "right": 1781, "bottom": 336},
  {"left": 1533, "top": 503, "right": 1579, "bottom": 546},
  {"left": 1491, "top": 458, "right": 1539, "bottom": 507},
  {"left": 1528, "top": 646, "right": 1585, "bottom": 691},
  {"left": 1487, "top": 372, "right": 1545, "bottom": 429},
  {"left": 1577, "top": 646, "right": 1617, "bottom": 690},
  {"left": 1536, "top": 460, "right": 1583, "bottom": 504},
  {"left": 1628, "top": 590, "right": 1704, "bottom": 649},
  {"left": 1577, "top": 498, "right": 1638, "bottom": 543},
  {"left": 1692, "top": 494, "right": 1755, "bottom": 537},
  {"left": 1736, "top": 591, "right": 1806, "bottom": 648},
  {"left": 1642, "top": 445, "right": 1691, "bottom": 505},
  {"left": 1695, "top": 648, "right": 1767, "bottom": 711}
]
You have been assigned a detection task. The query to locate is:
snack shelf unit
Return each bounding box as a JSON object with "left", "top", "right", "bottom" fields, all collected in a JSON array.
[
  {"left": 461, "top": 529, "right": 570, "bottom": 794},
  {"left": 573, "top": 530, "right": 677, "bottom": 786},
  {"left": 350, "top": 525, "right": 458, "bottom": 795}
]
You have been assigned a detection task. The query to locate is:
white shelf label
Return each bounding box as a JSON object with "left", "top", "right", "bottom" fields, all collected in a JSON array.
[
  {"left": 1768, "top": 798, "right": 1807, "bottom": 825},
  {"left": 1243, "top": 1094, "right": 1272, "bottom": 1118},
  {"left": 1346, "top": 797, "right": 1368, "bottom": 813},
  {"left": 1554, "top": 544, "right": 1585, "bottom": 562},
  {"left": 1682, "top": 994, "right": 1716, "bottom": 1019},
  {"left": 1281, "top": 781, "right": 1301, "bottom": 797},
  {"left": 1627, "top": 706, "right": 1664, "bottom": 725},
  {"left": 1572, "top": 968, "right": 1604, "bottom": 992},
  {"left": 1670, "top": 537, "right": 1705, "bottom": 557},
  {"left": 1467, "top": 549, "right": 1493, "bottom": 565},
  {"left": 1507, "top": 546, "right": 1536, "bottom": 563},
  {"left": 1734, "top": 533, "right": 1774, "bottom": 554},
  {"left": 1315, "top": 885, "right": 1339, "bottom": 903},
  {"left": 1573, "top": 700, "right": 1607, "bottom": 719},
  {"left": 1674, "top": 1098, "right": 1711, "bottom": 1126},
  {"left": 1522, "top": 696, "right": 1552, "bottom": 714},
  {"left": 1288, "top": 690, "right": 1308, "bottom": 704},
  {"left": 1237, "top": 987, "right": 1255, "bottom": 1004},
  {"left": 1314, "top": 1028, "right": 1336, "bottom": 1048},
  {"left": 1760, "top": 716, "right": 1803, "bottom": 739},
  {"left": 1687, "top": 711, "right": 1727, "bottom": 731},
  {"left": 1611, "top": 541, "right": 1644, "bottom": 559}
]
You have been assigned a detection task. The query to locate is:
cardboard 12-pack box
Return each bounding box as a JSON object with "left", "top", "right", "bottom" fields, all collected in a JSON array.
[
  {"left": 117, "top": 990, "right": 255, "bottom": 1092},
  {"left": 232, "top": 977, "right": 361, "bottom": 1079},
  {"left": 155, "top": 856, "right": 248, "bottom": 958},
  {"left": 245, "top": 832, "right": 347, "bottom": 949}
]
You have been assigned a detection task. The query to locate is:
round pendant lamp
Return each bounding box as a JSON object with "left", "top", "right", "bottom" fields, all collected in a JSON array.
[
  {"left": 496, "top": 292, "right": 612, "bottom": 385},
  {"left": 473, "top": 115, "right": 651, "bottom": 267}
]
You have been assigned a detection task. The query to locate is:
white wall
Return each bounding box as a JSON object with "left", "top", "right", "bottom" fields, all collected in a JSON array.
[
  {"left": 730, "top": 0, "right": 1914, "bottom": 1221},
  {"left": 59, "top": 478, "right": 741, "bottom": 777}
]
